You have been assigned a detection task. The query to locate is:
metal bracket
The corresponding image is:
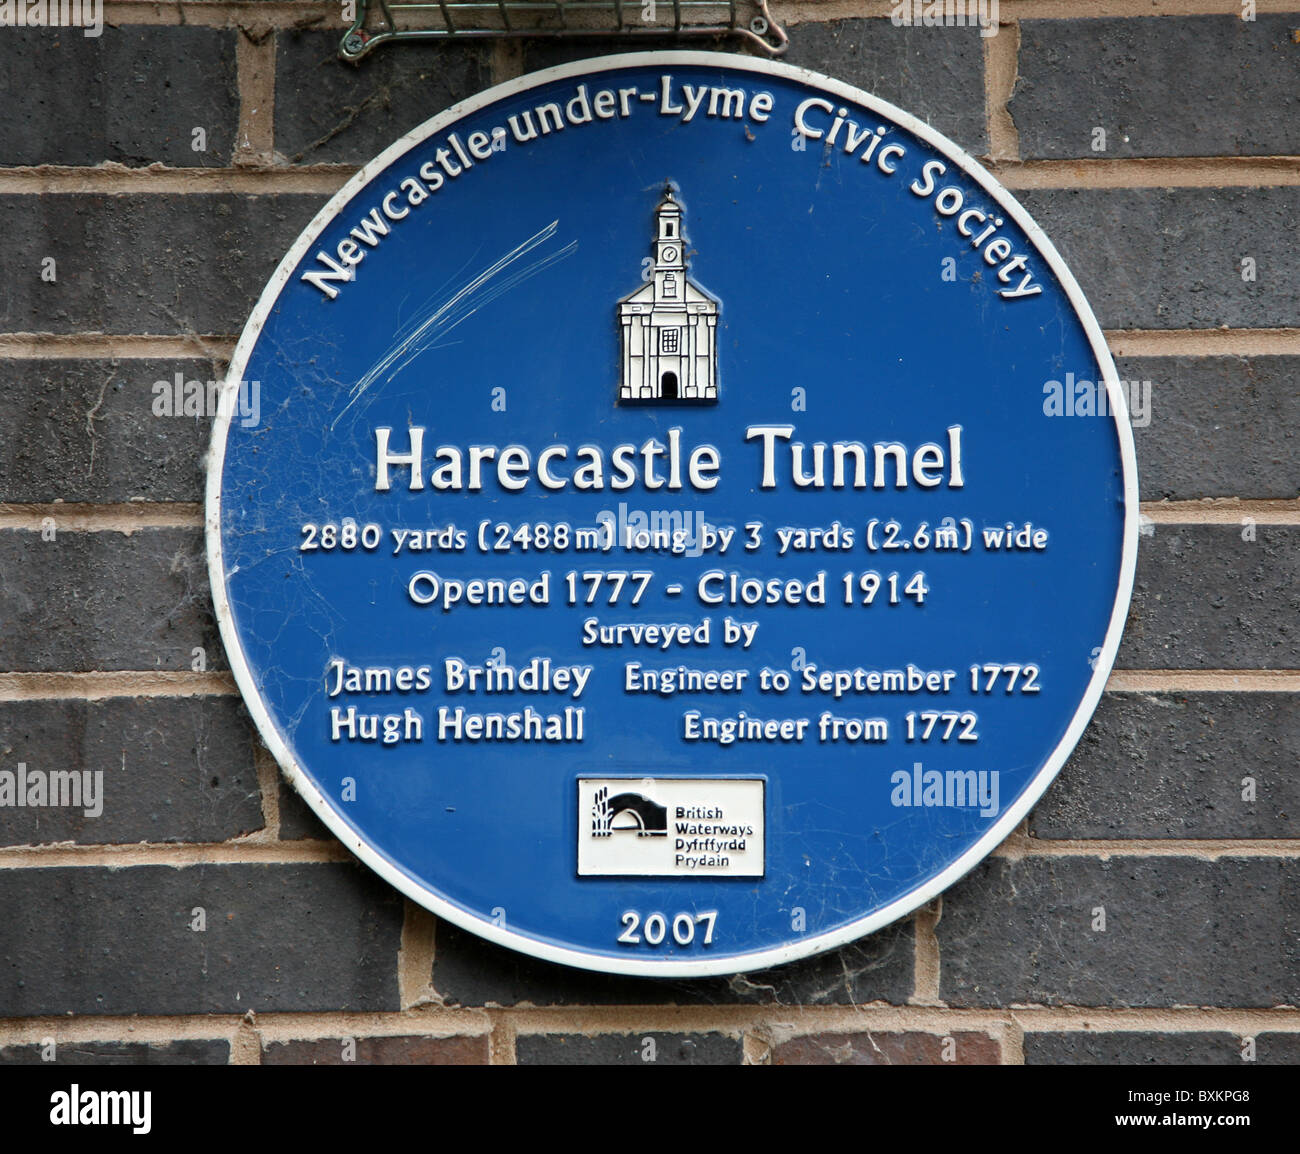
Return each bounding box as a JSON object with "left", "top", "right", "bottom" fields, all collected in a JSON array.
[{"left": 339, "top": 0, "right": 788, "bottom": 62}]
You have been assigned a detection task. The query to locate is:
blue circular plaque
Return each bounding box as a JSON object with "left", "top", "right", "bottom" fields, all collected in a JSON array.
[{"left": 208, "top": 53, "right": 1137, "bottom": 975}]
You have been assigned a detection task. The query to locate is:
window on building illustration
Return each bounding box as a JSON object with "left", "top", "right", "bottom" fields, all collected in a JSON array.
[
  {"left": 663, "top": 273, "right": 677, "bottom": 298},
  {"left": 661, "top": 329, "right": 680, "bottom": 354}
]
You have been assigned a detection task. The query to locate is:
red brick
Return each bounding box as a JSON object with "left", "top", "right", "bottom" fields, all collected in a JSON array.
[
  {"left": 261, "top": 1035, "right": 489, "bottom": 1065},
  {"left": 772, "top": 1030, "right": 1001, "bottom": 1065}
]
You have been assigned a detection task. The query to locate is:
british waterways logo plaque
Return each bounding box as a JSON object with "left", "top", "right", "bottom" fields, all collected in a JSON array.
[{"left": 208, "top": 53, "right": 1137, "bottom": 976}]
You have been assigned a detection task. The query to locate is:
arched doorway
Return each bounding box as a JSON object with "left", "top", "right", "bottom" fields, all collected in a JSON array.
[{"left": 660, "top": 370, "right": 678, "bottom": 400}]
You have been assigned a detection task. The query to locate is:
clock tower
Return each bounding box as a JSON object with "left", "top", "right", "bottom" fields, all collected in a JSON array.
[
  {"left": 617, "top": 186, "right": 719, "bottom": 404},
  {"left": 653, "top": 190, "right": 685, "bottom": 303}
]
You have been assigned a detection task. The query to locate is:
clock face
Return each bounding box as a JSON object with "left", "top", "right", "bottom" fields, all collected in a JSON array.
[{"left": 661, "top": 246, "right": 677, "bottom": 262}]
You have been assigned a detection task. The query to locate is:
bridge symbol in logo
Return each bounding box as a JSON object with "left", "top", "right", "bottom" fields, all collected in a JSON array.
[{"left": 590, "top": 786, "right": 668, "bottom": 838}]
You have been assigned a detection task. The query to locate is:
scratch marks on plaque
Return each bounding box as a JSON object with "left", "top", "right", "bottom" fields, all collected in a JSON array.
[{"left": 332, "top": 220, "right": 578, "bottom": 432}]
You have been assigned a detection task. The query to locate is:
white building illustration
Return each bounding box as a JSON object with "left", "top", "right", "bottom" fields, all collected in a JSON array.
[{"left": 618, "top": 188, "right": 719, "bottom": 403}]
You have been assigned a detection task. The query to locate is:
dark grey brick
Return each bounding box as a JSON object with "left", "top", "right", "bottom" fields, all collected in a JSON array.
[
  {"left": 1013, "top": 17, "right": 1300, "bottom": 160},
  {"left": 1122, "top": 356, "right": 1300, "bottom": 501},
  {"left": 517, "top": 1031, "right": 741, "bottom": 1065},
  {"left": 1018, "top": 188, "right": 1300, "bottom": 330},
  {"left": 1028, "top": 1031, "right": 1300, "bottom": 1065},
  {"left": 0, "top": 28, "right": 238, "bottom": 167},
  {"left": 0, "top": 360, "right": 219, "bottom": 503},
  {"left": 0, "top": 528, "right": 220, "bottom": 672},
  {"left": 520, "top": 20, "right": 988, "bottom": 157},
  {"left": 1255, "top": 1033, "right": 1300, "bottom": 1063},
  {"left": 1032, "top": 692, "right": 1299, "bottom": 840},
  {"left": 433, "top": 917, "right": 914, "bottom": 1007},
  {"left": 1119, "top": 526, "right": 1299, "bottom": 670},
  {"left": 517, "top": 34, "right": 684, "bottom": 77},
  {"left": 780, "top": 19, "right": 988, "bottom": 157},
  {"left": 937, "top": 857, "right": 1300, "bottom": 1008},
  {"left": 276, "top": 31, "right": 491, "bottom": 164},
  {"left": 0, "top": 864, "right": 403, "bottom": 1015},
  {"left": 0, "top": 697, "right": 262, "bottom": 846},
  {"left": 278, "top": 777, "right": 334, "bottom": 841},
  {"left": 0, "top": 1039, "right": 230, "bottom": 1065},
  {"left": 1027, "top": 1031, "right": 1244, "bottom": 1065},
  {"left": 0, "top": 194, "right": 322, "bottom": 335}
]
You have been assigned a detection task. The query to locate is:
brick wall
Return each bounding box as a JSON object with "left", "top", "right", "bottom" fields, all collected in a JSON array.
[{"left": 0, "top": 1, "right": 1296, "bottom": 1066}]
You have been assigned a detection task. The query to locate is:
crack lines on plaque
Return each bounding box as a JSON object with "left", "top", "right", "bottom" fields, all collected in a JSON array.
[
  {"left": 331, "top": 220, "right": 579, "bottom": 433},
  {"left": 789, "top": 797, "right": 884, "bottom": 918},
  {"left": 228, "top": 552, "right": 336, "bottom": 749}
]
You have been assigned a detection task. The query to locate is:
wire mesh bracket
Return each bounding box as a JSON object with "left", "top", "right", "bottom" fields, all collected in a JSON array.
[{"left": 339, "top": 0, "right": 789, "bottom": 62}]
